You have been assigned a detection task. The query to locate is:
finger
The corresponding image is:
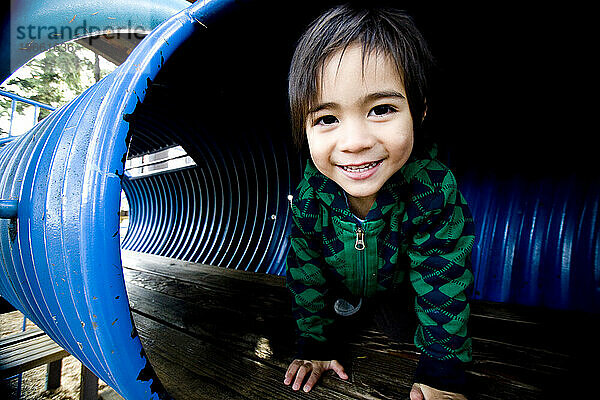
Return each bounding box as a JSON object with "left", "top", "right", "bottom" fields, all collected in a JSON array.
[
  {"left": 303, "top": 367, "right": 323, "bottom": 392},
  {"left": 410, "top": 383, "right": 424, "bottom": 400},
  {"left": 329, "top": 360, "right": 348, "bottom": 380},
  {"left": 292, "top": 362, "right": 312, "bottom": 391},
  {"left": 284, "top": 360, "right": 302, "bottom": 385}
]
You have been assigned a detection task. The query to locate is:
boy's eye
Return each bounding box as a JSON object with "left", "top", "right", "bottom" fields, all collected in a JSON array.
[
  {"left": 369, "top": 104, "right": 397, "bottom": 117},
  {"left": 315, "top": 115, "right": 338, "bottom": 126}
]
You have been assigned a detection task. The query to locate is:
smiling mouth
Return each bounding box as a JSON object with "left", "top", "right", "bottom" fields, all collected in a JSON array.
[{"left": 338, "top": 160, "right": 383, "bottom": 172}]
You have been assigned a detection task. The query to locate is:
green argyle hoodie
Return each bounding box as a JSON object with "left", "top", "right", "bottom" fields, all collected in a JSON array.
[{"left": 285, "top": 151, "right": 475, "bottom": 392}]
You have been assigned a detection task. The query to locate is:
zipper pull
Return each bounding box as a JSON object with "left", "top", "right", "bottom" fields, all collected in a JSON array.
[{"left": 355, "top": 227, "right": 365, "bottom": 251}]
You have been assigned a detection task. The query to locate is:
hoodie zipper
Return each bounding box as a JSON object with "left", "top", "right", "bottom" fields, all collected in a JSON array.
[
  {"left": 355, "top": 225, "right": 368, "bottom": 296},
  {"left": 355, "top": 226, "right": 365, "bottom": 250}
]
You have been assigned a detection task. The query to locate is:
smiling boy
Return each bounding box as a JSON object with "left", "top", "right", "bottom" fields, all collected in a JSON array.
[
  {"left": 305, "top": 43, "right": 413, "bottom": 220},
  {"left": 284, "top": 4, "right": 475, "bottom": 400}
]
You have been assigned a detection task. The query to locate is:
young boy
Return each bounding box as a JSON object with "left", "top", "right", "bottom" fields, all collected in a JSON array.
[{"left": 283, "top": 4, "right": 475, "bottom": 400}]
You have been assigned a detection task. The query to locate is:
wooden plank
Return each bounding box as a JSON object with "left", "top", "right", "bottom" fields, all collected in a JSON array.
[
  {"left": 122, "top": 251, "right": 592, "bottom": 399},
  {"left": 123, "top": 267, "right": 296, "bottom": 347},
  {"left": 121, "top": 249, "right": 283, "bottom": 288},
  {"left": 79, "top": 364, "right": 99, "bottom": 400},
  {"left": 132, "top": 311, "right": 387, "bottom": 400},
  {"left": 122, "top": 270, "right": 507, "bottom": 398},
  {"left": 124, "top": 262, "right": 409, "bottom": 399},
  {"left": 132, "top": 344, "right": 249, "bottom": 400},
  {"left": 0, "top": 327, "right": 45, "bottom": 347},
  {"left": 1, "top": 346, "right": 69, "bottom": 378},
  {"left": 1, "top": 333, "right": 60, "bottom": 357},
  {"left": 98, "top": 387, "right": 126, "bottom": 400},
  {"left": 470, "top": 300, "right": 599, "bottom": 356},
  {"left": 0, "top": 330, "right": 69, "bottom": 378},
  {"left": 46, "top": 359, "right": 63, "bottom": 390}
]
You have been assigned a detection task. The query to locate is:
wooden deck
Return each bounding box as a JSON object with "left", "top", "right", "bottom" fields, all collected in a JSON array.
[{"left": 122, "top": 250, "right": 597, "bottom": 400}]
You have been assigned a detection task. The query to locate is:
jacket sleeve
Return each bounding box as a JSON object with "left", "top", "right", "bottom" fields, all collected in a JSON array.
[
  {"left": 285, "top": 191, "right": 336, "bottom": 360},
  {"left": 405, "top": 166, "right": 475, "bottom": 394}
]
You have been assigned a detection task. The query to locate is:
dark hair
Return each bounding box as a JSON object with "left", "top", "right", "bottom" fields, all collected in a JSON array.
[{"left": 288, "top": 4, "right": 434, "bottom": 150}]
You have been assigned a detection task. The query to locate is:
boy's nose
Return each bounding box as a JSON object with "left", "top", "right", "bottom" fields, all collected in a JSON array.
[{"left": 338, "top": 121, "right": 376, "bottom": 153}]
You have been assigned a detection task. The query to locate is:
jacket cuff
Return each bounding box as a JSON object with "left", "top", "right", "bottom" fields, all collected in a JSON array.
[{"left": 414, "top": 355, "right": 469, "bottom": 395}]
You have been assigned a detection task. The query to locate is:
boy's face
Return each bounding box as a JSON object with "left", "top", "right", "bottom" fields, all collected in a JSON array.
[{"left": 306, "top": 43, "right": 414, "bottom": 207}]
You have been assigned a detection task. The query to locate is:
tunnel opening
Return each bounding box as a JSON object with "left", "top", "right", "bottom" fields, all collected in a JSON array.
[{"left": 118, "top": 1, "right": 319, "bottom": 275}]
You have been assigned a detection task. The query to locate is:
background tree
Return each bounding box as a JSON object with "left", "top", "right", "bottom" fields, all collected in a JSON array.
[{"left": 0, "top": 42, "right": 115, "bottom": 136}]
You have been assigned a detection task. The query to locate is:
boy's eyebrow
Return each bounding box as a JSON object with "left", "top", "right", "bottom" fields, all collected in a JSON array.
[
  {"left": 308, "top": 91, "right": 406, "bottom": 115},
  {"left": 308, "top": 102, "right": 337, "bottom": 115},
  {"left": 365, "top": 90, "right": 406, "bottom": 102}
]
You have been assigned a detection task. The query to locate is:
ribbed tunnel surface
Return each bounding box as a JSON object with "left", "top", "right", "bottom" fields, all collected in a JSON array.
[
  {"left": 117, "top": 1, "right": 311, "bottom": 275},
  {"left": 121, "top": 89, "right": 300, "bottom": 275},
  {"left": 0, "top": 1, "right": 241, "bottom": 398}
]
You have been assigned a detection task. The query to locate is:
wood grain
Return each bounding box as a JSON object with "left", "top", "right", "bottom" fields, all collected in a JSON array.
[{"left": 122, "top": 250, "right": 598, "bottom": 399}]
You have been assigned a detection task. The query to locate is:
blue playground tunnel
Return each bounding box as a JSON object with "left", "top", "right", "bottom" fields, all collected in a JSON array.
[{"left": 0, "top": 0, "right": 598, "bottom": 399}]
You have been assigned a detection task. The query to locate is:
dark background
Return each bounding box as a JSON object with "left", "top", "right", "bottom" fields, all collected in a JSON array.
[
  {"left": 188, "top": 0, "right": 592, "bottom": 181},
  {"left": 0, "top": 0, "right": 591, "bottom": 179}
]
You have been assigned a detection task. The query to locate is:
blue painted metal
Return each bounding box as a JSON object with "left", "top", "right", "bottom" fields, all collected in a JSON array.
[
  {"left": 0, "top": 1, "right": 235, "bottom": 398},
  {"left": 460, "top": 173, "right": 600, "bottom": 312},
  {"left": 121, "top": 131, "right": 299, "bottom": 275},
  {"left": 0, "top": 137, "right": 17, "bottom": 148},
  {"left": 4, "top": 0, "right": 191, "bottom": 83},
  {"left": 0, "top": 89, "right": 55, "bottom": 111}
]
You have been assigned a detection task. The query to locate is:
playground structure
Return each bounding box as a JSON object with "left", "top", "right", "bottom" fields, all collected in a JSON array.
[{"left": 1, "top": 1, "right": 598, "bottom": 399}]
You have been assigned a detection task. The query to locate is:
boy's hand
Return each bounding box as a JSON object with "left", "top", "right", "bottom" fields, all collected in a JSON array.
[
  {"left": 284, "top": 359, "right": 348, "bottom": 392},
  {"left": 410, "top": 383, "right": 467, "bottom": 400}
]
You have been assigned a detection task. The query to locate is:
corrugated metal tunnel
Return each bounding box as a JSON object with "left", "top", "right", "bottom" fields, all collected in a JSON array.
[
  {"left": 0, "top": 1, "right": 242, "bottom": 398},
  {"left": 120, "top": 68, "right": 301, "bottom": 274}
]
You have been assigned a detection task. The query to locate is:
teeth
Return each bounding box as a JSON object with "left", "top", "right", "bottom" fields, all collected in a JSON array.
[{"left": 341, "top": 161, "right": 380, "bottom": 172}]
